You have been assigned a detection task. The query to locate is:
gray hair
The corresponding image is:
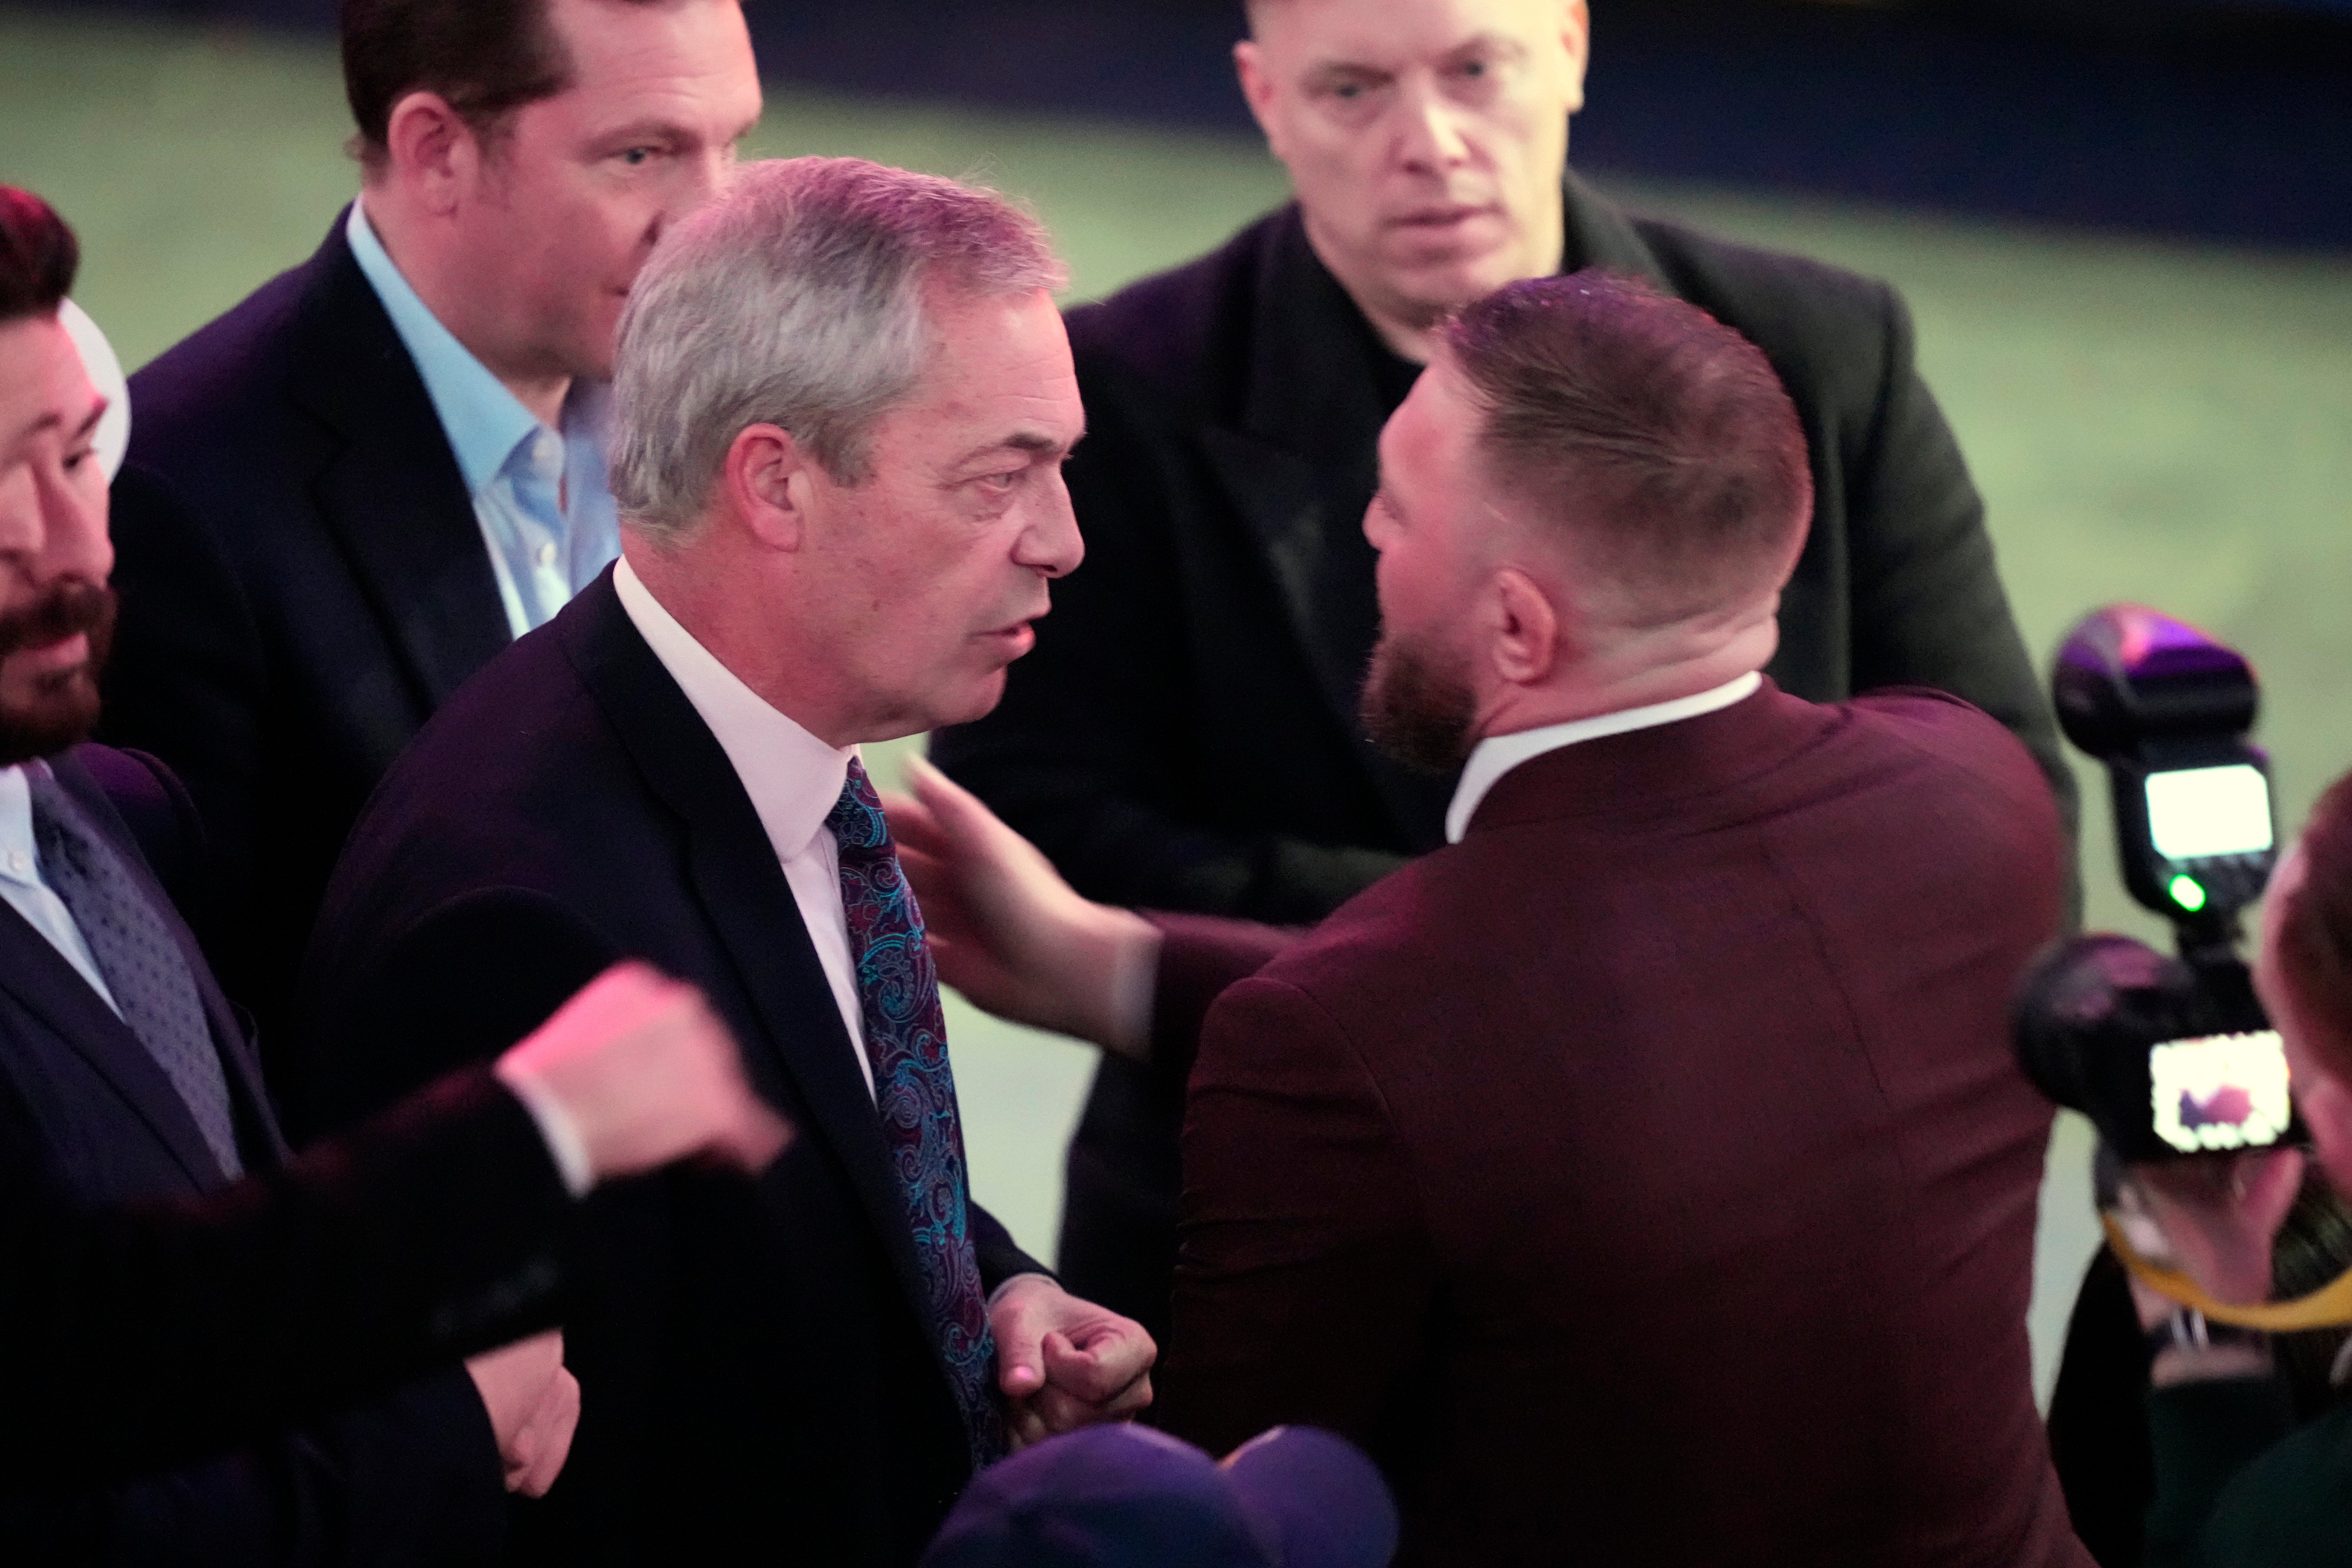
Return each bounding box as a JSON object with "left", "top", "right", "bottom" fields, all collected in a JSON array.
[{"left": 609, "top": 156, "right": 1068, "bottom": 541}]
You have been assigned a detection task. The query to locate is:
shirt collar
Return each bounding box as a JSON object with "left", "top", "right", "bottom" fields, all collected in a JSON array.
[
  {"left": 0, "top": 765, "right": 35, "bottom": 889},
  {"left": 346, "top": 200, "right": 544, "bottom": 498},
  {"left": 611, "top": 556, "right": 856, "bottom": 860},
  {"left": 1444, "top": 671, "right": 1762, "bottom": 844}
]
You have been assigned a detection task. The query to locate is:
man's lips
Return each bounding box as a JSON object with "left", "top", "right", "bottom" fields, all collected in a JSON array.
[
  {"left": 979, "top": 614, "right": 1046, "bottom": 655},
  {"left": 7, "top": 632, "right": 89, "bottom": 674},
  {"left": 1388, "top": 203, "right": 1500, "bottom": 231}
]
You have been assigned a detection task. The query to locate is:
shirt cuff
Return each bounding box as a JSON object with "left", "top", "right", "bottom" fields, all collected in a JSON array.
[
  {"left": 988, "top": 1272, "right": 1055, "bottom": 1308},
  {"left": 1105, "top": 920, "right": 1164, "bottom": 1063},
  {"left": 495, "top": 1066, "right": 596, "bottom": 1198}
]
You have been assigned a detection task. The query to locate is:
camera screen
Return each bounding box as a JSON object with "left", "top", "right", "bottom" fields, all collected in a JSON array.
[
  {"left": 2150, "top": 1030, "right": 2291, "bottom": 1154},
  {"left": 2145, "top": 764, "right": 2274, "bottom": 861}
]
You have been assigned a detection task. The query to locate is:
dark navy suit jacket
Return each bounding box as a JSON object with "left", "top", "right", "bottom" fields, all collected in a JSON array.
[
  {"left": 100, "top": 210, "right": 513, "bottom": 1056},
  {"left": 0, "top": 745, "right": 509, "bottom": 1564},
  {"left": 295, "top": 572, "right": 1047, "bottom": 1567}
]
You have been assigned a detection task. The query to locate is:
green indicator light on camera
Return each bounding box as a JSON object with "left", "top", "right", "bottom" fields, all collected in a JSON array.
[{"left": 2170, "top": 874, "right": 2208, "bottom": 913}]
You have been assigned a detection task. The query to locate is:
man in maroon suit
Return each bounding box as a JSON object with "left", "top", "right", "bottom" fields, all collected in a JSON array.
[{"left": 891, "top": 270, "right": 2082, "bottom": 1566}]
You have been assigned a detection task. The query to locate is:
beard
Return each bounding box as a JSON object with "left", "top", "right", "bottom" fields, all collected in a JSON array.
[
  {"left": 0, "top": 578, "right": 115, "bottom": 768},
  {"left": 1359, "top": 624, "right": 1479, "bottom": 775}
]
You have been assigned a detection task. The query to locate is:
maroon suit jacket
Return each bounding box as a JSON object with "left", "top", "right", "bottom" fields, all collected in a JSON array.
[{"left": 1155, "top": 682, "right": 2086, "bottom": 1567}]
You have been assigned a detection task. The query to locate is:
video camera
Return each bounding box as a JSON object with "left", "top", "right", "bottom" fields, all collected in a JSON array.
[{"left": 2014, "top": 605, "right": 2296, "bottom": 1164}]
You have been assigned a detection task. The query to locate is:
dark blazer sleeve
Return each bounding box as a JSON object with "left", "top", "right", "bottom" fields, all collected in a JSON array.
[
  {"left": 1141, "top": 912, "right": 1299, "bottom": 1091},
  {"left": 930, "top": 372, "right": 1410, "bottom": 925},
  {"left": 1836, "top": 284, "right": 2079, "bottom": 878},
  {"left": 1158, "top": 975, "right": 1436, "bottom": 1458}
]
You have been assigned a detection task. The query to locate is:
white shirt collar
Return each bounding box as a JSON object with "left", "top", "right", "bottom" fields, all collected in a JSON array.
[
  {"left": 0, "top": 765, "right": 37, "bottom": 889},
  {"left": 611, "top": 556, "right": 855, "bottom": 859},
  {"left": 1443, "top": 671, "right": 1762, "bottom": 844}
]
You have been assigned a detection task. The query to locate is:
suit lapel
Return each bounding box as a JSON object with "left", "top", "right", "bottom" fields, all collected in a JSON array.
[
  {"left": 0, "top": 900, "right": 223, "bottom": 1188},
  {"left": 557, "top": 578, "right": 936, "bottom": 1319},
  {"left": 1558, "top": 171, "right": 1675, "bottom": 286},
  {"left": 1205, "top": 211, "right": 1444, "bottom": 835},
  {"left": 286, "top": 211, "right": 513, "bottom": 715},
  {"left": 50, "top": 754, "right": 290, "bottom": 1169}
]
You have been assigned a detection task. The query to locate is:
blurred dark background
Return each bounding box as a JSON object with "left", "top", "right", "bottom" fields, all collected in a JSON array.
[{"left": 27, "top": 0, "right": 2352, "bottom": 247}]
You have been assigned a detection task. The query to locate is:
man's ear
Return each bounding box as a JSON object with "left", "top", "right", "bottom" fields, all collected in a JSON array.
[
  {"left": 723, "top": 423, "right": 816, "bottom": 553},
  {"left": 1561, "top": 0, "right": 1591, "bottom": 116},
  {"left": 1486, "top": 566, "right": 1563, "bottom": 688},
  {"left": 1234, "top": 41, "right": 1285, "bottom": 153},
  {"left": 382, "top": 90, "right": 480, "bottom": 214}
]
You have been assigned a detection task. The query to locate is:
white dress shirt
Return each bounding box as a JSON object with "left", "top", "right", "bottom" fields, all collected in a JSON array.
[
  {"left": 0, "top": 763, "right": 121, "bottom": 1015},
  {"left": 613, "top": 558, "right": 876, "bottom": 1098},
  {"left": 1444, "top": 672, "right": 1763, "bottom": 844}
]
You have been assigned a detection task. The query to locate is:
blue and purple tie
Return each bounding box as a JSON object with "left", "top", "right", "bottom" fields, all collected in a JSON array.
[{"left": 825, "top": 756, "right": 1007, "bottom": 1468}]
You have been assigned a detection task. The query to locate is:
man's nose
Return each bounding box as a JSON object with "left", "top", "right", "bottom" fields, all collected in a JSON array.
[
  {"left": 655, "top": 148, "right": 738, "bottom": 241},
  {"left": 1021, "top": 479, "right": 1086, "bottom": 579},
  {"left": 33, "top": 459, "right": 112, "bottom": 587},
  {"left": 1393, "top": 84, "right": 1472, "bottom": 175}
]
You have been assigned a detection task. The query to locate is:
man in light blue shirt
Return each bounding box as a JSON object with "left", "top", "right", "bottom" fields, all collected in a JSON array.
[
  {"left": 345, "top": 201, "right": 620, "bottom": 638},
  {"left": 101, "top": 0, "right": 763, "bottom": 1047}
]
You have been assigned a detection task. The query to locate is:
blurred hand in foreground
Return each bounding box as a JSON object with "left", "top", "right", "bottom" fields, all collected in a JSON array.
[
  {"left": 494, "top": 962, "right": 792, "bottom": 1182},
  {"left": 885, "top": 755, "right": 1161, "bottom": 1059},
  {"left": 2126, "top": 1148, "right": 2307, "bottom": 1309}
]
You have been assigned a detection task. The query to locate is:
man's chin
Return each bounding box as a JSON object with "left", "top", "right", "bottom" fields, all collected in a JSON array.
[
  {"left": 0, "top": 679, "right": 102, "bottom": 769},
  {"left": 1381, "top": 253, "right": 1540, "bottom": 329}
]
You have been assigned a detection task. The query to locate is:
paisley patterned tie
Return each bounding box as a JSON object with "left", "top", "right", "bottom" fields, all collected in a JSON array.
[{"left": 824, "top": 756, "right": 1007, "bottom": 1469}]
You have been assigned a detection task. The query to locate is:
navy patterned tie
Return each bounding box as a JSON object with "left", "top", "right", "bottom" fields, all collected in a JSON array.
[
  {"left": 825, "top": 756, "right": 1006, "bottom": 1468},
  {"left": 28, "top": 769, "right": 241, "bottom": 1179}
]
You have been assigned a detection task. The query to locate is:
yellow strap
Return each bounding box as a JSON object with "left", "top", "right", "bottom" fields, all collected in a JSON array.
[{"left": 2102, "top": 1212, "right": 2352, "bottom": 1331}]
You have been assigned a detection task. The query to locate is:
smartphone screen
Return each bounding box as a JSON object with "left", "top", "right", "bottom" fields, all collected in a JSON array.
[
  {"left": 2145, "top": 764, "right": 2274, "bottom": 861},
  {"left": 2150, "top": 1029, "right": 2292, "bottom": 1154}
]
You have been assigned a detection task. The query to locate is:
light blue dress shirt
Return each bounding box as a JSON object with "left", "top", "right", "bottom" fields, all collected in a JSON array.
[
  {"left": 346, "top": 202, "right": 620, "bottom": 638},
  {"left": 0, "top": 764, "right": 121, "bottom": 1015}
]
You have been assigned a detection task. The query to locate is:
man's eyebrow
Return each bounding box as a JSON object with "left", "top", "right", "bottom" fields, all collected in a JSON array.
[
  {"left": 596, "top": 118, "right": 698, "bottom": 147},
  {"left": 1303, "top": 57, "right": 1391, "bottom": 87},
  {"left": 5, "top": 394, "right": 104, "bottom": 451},
  {"left": 955, "top": 428, "right": 1082, "bottom": 466},
  {"left": 1447, "top": 32, "right": 1529, "bottom": 64}
]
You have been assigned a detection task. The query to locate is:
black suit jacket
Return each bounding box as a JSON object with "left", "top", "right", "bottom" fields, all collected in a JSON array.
[
  {"left": 1161, "top": 686, "right": 2086, "bottom": 1567},
  {"left": 930, "top": 177, "right": 2078, "bottom": 1338},
  {"left": 0, "top": 1060, "right": 573, "bottom": 1494},
  {"left": 101, "top": 209, "right": 513, "bottom": 1052},
  {"left": 0, "top": 746, "right": 512, "bottom": 1564},
  {"left": 295, "top": 572, "right": 1047, "bottom": 1568}
]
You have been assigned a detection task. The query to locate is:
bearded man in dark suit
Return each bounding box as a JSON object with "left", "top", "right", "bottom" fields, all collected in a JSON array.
[
  {"left": 0, "top": 180, "right": 618, "bottom": 1568},
  {"left": 928, "top": 0, "right": 2075, "bottom": 1342},
  {"left": 98, "top": 0, "right": 763, "bottom": 1057},
  {"left": 896, "top": 272, "right": 2084, "bottom": 1566},
  {"left": 294, "top": 158, "right": 1155, "bottom": 1568}
]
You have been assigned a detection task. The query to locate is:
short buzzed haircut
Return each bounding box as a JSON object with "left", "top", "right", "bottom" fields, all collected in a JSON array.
[
  {"left": 610, "top": 157, "right": 1068, "bottom": 540},
  {"left": 0, "top": 187, "right": 77, "bottom": 326},
  {"left": 1442, "top": 271, "right": 1813, "bottom": 627},
  {"left": 2278, "top": 769, "right": 2352, "bottom": 1075},
  {"left": 340, "top": 0, "right": 672, "bottom": 171}
]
